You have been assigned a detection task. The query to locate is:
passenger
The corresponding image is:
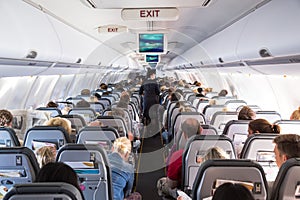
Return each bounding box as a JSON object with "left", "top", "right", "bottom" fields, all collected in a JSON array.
[
  {"left": 170, "top": 147, "right": 230, "bottom": 200},
  {"left": 80, "top": 89, "right": 91, "bottom": 96},
  {"left": 157, "top": 118, "right": 202, "bottom": 198},
  {"left": 238, "top": 106, "right": 256, "bottom": 120},
  {"left": 76, "top": 99, "right": 90, "bottom": 108},
  {"left": 46, "top": 101, "right": 58, "bottom": 108},
  {"left": 35, "top": 146, "right": 56, "bottom": 168},
  {"left": 88, "top": 119, "right": 103, "bottom": 127},
  {"left": 268, "top": 134, "right": 300, "bottom": 196},
  {"left": 290, "top": 107, "right": 300, "bottom": 120},
  {"left": 218, "top": 89, "right": 228, "bottom": 97},
  {"left": 0, "top": 109, "right": 13, "bottom": 127},
  {"left": 139, "top": 69, "right": 160, "bottom": 125},
  {"left": 45, "top": 117, "right": 72, "bottom": 135},
  {"left": 90, "top": 93, "right": 101, "bottom": 102},
  {"left": 211, "top": 182, "right": 254, "bottom": 200},
  {"left": 35, "top": 162, "right": 84, "bottom": 199},
  {"left": 108, "top": 137, "right": 141, "bottom": 200},
  {"left": 195, "top": 87, "right": 206, "bottom": 98},
  {"left": 248, "top": 118, "right": 280, "bottom": 135},
  {"left": 273, "top": 134, "right": 300, "bottom": 168}
]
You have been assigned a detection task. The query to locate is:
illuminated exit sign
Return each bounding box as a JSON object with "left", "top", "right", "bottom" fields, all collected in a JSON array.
[
  {"left": 121, "top": 8, "right": 179, "bottom": 21},
  {"left": 98, "top": 25, "right": 128, "bottom": 33}
]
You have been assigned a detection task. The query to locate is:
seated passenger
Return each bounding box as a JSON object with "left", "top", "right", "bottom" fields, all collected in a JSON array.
[
  {"left": 211, "top": 182, "right": 254, "bottom": 200},
  {"left": 46, "top": 101, "right": 58, "bottom": 108},
  {"left": 218, "top": 89, "right": 228, "bottom": 97},
  {"left": 36, "top": 162, "right": 84, "bottom": 199},
  {"left": 76, "top": 99, "right": 90, "bottom": 108},
  {"left": 238, "top": 106, "right": 256, "bottom": 120},
  {"left": 290, "top": 107, "right": 300, "bottom": 120},
  {"left": 108, "top": 137, "right": 141, "bottom": 200},
  {"left": 35, "top": 146, "right": 56, "bottom": 168},
  {"left": 195, "top": 87, "right": 206, "bottom": 98},
  {"left": 248, "top": 118, "right": 280, "bottom": 135},
  {"left": 176, "top": 147, "right": 230, "bottom": 200},
  {"left": 45, "top": 117, "right": 72, "bottom": 136},
  {"left": 0, "top": 109, "right": 13, "bottom": 127},
  {"left": 157, "top": 118, "right": 202, "bottom": 198}
]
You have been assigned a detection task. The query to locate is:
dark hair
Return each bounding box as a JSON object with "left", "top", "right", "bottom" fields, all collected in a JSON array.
[
  {"left": 238, "top": 106, "right": 256, "bottom": 120},
  {"left": 273, "top": 134, "right": 300, "bottom": 159},
  {"left": 46, "top": 101, "right": 58, "bottom": 108},
  {"left": 76, "top": 100, "right": 90, "bottom": 108},
  {"left": 36, "top": 162, "right": 81, "bottom": 192},
  {"left": 248, "top": 118, "right": 280, "bottom": 134},
  {"left": 218, "top": 89, "right": 228, "bottom": 97},
  {"left": 0, "top": 109, "right": 13, "bottom": 126},
  {"left": 197, "top": 87, "right": 203, "bottom": 94},
  {"left": 181, "top": 118, "right": 202, "bottom": 138},
  {"left": 212, "top": 182, "right": 254, "bottom": 200}
]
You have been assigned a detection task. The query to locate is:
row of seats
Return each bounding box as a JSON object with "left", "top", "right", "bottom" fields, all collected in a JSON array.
[{"left": 0, "top": 144, "right": 113, "bottom": 200}]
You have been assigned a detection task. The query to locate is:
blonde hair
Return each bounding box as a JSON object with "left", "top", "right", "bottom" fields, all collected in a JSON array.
[
  {"left": 46, "top": 117, "right": 72, "bottom": 134},
  {"left": 112, "top": 137, "right": 131, "bottom": 156},
  {"left": 203, "top": 147, "right": 230, "bottom": 162},
  {"left": 36, "top": 146, "right": 56, "bottom": 168},
  {"left": 290, "top": 107, "right": 300, "bottom": 120}
]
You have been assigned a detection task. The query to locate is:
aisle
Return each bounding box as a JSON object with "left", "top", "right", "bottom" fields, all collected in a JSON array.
[{"left": 135, "top": 125, "right": 166, "bottom": 200}]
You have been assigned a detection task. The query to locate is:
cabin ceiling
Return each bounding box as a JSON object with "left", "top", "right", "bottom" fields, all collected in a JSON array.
[{"left": 24, "top": 0, "right": 270, "bottom": 66}]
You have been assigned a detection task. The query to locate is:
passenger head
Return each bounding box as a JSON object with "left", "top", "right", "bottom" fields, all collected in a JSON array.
[
  {"left": 212, "top": 182, "right": 254, "bottom": 200},
  {"left": 80, "top": 88, "right": 91, "bottom": 96},
  {"left": 35, "top": 146, "right": 56, "bottom": 168},
  {"left": 76, "top": 99, "right": 90, "bottom": 108},
  {"left": 46, "top": 101, "right": 58, "bottom": 108},
  {"left": 88, "top": 120, "right": 103, "bottom": 127},
  {"left": 290, "top": 107, "right": 300, "bottom": 120},
  {"left": 248, "top": 118, "right": 280, "bottom": 135},
  {"left": 238, "top": 106, "right": 256, "bottom": 120},
  {"left": 218, "top": 89, "right": 228, "bottom": 97},
  {"left": 112, "top": 137, "right": 132, "bottom": 161},
  {"left": 202, "top": 147, "right": 230, "bottom": 162},
  {"left": 197, "top": 87, "right": 203, "bottom": 94},
  {"left": 273, "top": 134, "right": 300, "bottom": 167},
  {"left": 0, "top": 109, "right": 13, "bottom": 127},
  {"left": 46, "top": 117, "right": 72, "bottom": 135},
  {"left": 181, "top": 118, "right": 202, "bottom": 138},
  {"left": 36, "top": 162, "right": 81, "bottom": 192}
]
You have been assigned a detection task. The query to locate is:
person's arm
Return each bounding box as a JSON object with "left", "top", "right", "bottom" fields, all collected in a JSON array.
[{"left": 124, "top": 172, "right": 134, "bottom": 197}]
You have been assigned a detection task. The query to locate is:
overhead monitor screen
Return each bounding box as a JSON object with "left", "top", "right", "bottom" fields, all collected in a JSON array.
[
  {"left": 138, "top": 33, "right": 165, "bottom": 54},
  {"left": 145, "top": 54, "right": 160, "bottom": 63}
]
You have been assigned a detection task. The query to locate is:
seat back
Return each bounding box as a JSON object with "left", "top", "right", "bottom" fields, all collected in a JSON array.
[
  {"left": 182, "top": 135, "right": 236, "bottom": 192},
  {"left": 210, "top": 111, "right": 238, "bottom": 132},
  {"left": 96, "top": 116, "right": 128, "bottom": 137},
  {"left": 99, "top": 98, "right": 111, "bottom": 110},
  {"left": 68, "top": 108, "right": 96, "bottom": 123},
  {"left": 36, "top": 107, "right": 62, "bottom": 118},
  {"left": 203, "top": 105, "right": 224, "bottom": 123},
  {"left": 23, "top": 126, "right": 71, "bottom": 151},
  {"left": 0, "top": 147, "right": 39, "bottom": 191},
  {"left": 59, "top": 114, "right": 87, "bottom": 134},
  {"left": 66, "top": 97, "right": 84, "bottom": 106},
  {"left": 224, "top": 100, "right": 247, "bottom": 111},
  {"left": 270, "top": 158, "right": 300, "bottom": 200},
  {"left": 3, "top": 182, "right": 83, "bottom": 200},
  {"left": 240, "top": 133, "right": 279, "bottom": 182},
  {"left": 56, "top": 144, "right": 113, "bottom": 200},
  {"left": 89, "top": 102, "right": 105, "bottom": 115},
  {"left": 256, "top": 111, "right": 281, "bottom": 123},
  {"left": 274, "top": 120, "right": 300, "bottom": 134},
  {"left": 201, "top": 124, "right": 218, "bottom": 135},
  {"left": 76, "top": 126, "right": 119, "bottom": 151},
  {"left": 192, "top": 159, "right": 268, "bottom": 200},
  {"left": 222, "top": 120, "right": 250, "bottom": 141},
  {"left": 0, "top": 127, "right": 20, "bottom": 147}
]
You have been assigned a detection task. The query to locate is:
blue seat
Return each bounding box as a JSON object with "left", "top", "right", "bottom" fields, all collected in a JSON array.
[
  {"left": 56, "top": 144, "right": 113, "bottom": 200},
  {"left": 0, "top": 127, "right": 20, "bottom": 147},
  {"left": 3, "top": 182, "right": 83, "bottom": 200},
  {"left": 0, "top": 147, "right": 39, "bottom": 191}
]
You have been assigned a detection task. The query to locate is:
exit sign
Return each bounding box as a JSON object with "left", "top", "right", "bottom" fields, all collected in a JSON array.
[{"left": 122, "top": 8, "right": 179, "bottom": 21}]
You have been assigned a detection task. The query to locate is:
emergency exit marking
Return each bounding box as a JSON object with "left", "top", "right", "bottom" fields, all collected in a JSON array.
[
  {"left": 140, "top": 9, "right": 160, "bottom": 18},
  {"left": 108, "top": 28, "right": 118, "bottom": 32},
  {"left": 122, "top": 8, "right": 179, "bottom": 21}
]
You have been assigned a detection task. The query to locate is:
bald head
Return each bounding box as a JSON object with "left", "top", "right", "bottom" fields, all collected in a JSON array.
[{"left": 181, "top": 118, "right": 202, "bottom": 138}]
